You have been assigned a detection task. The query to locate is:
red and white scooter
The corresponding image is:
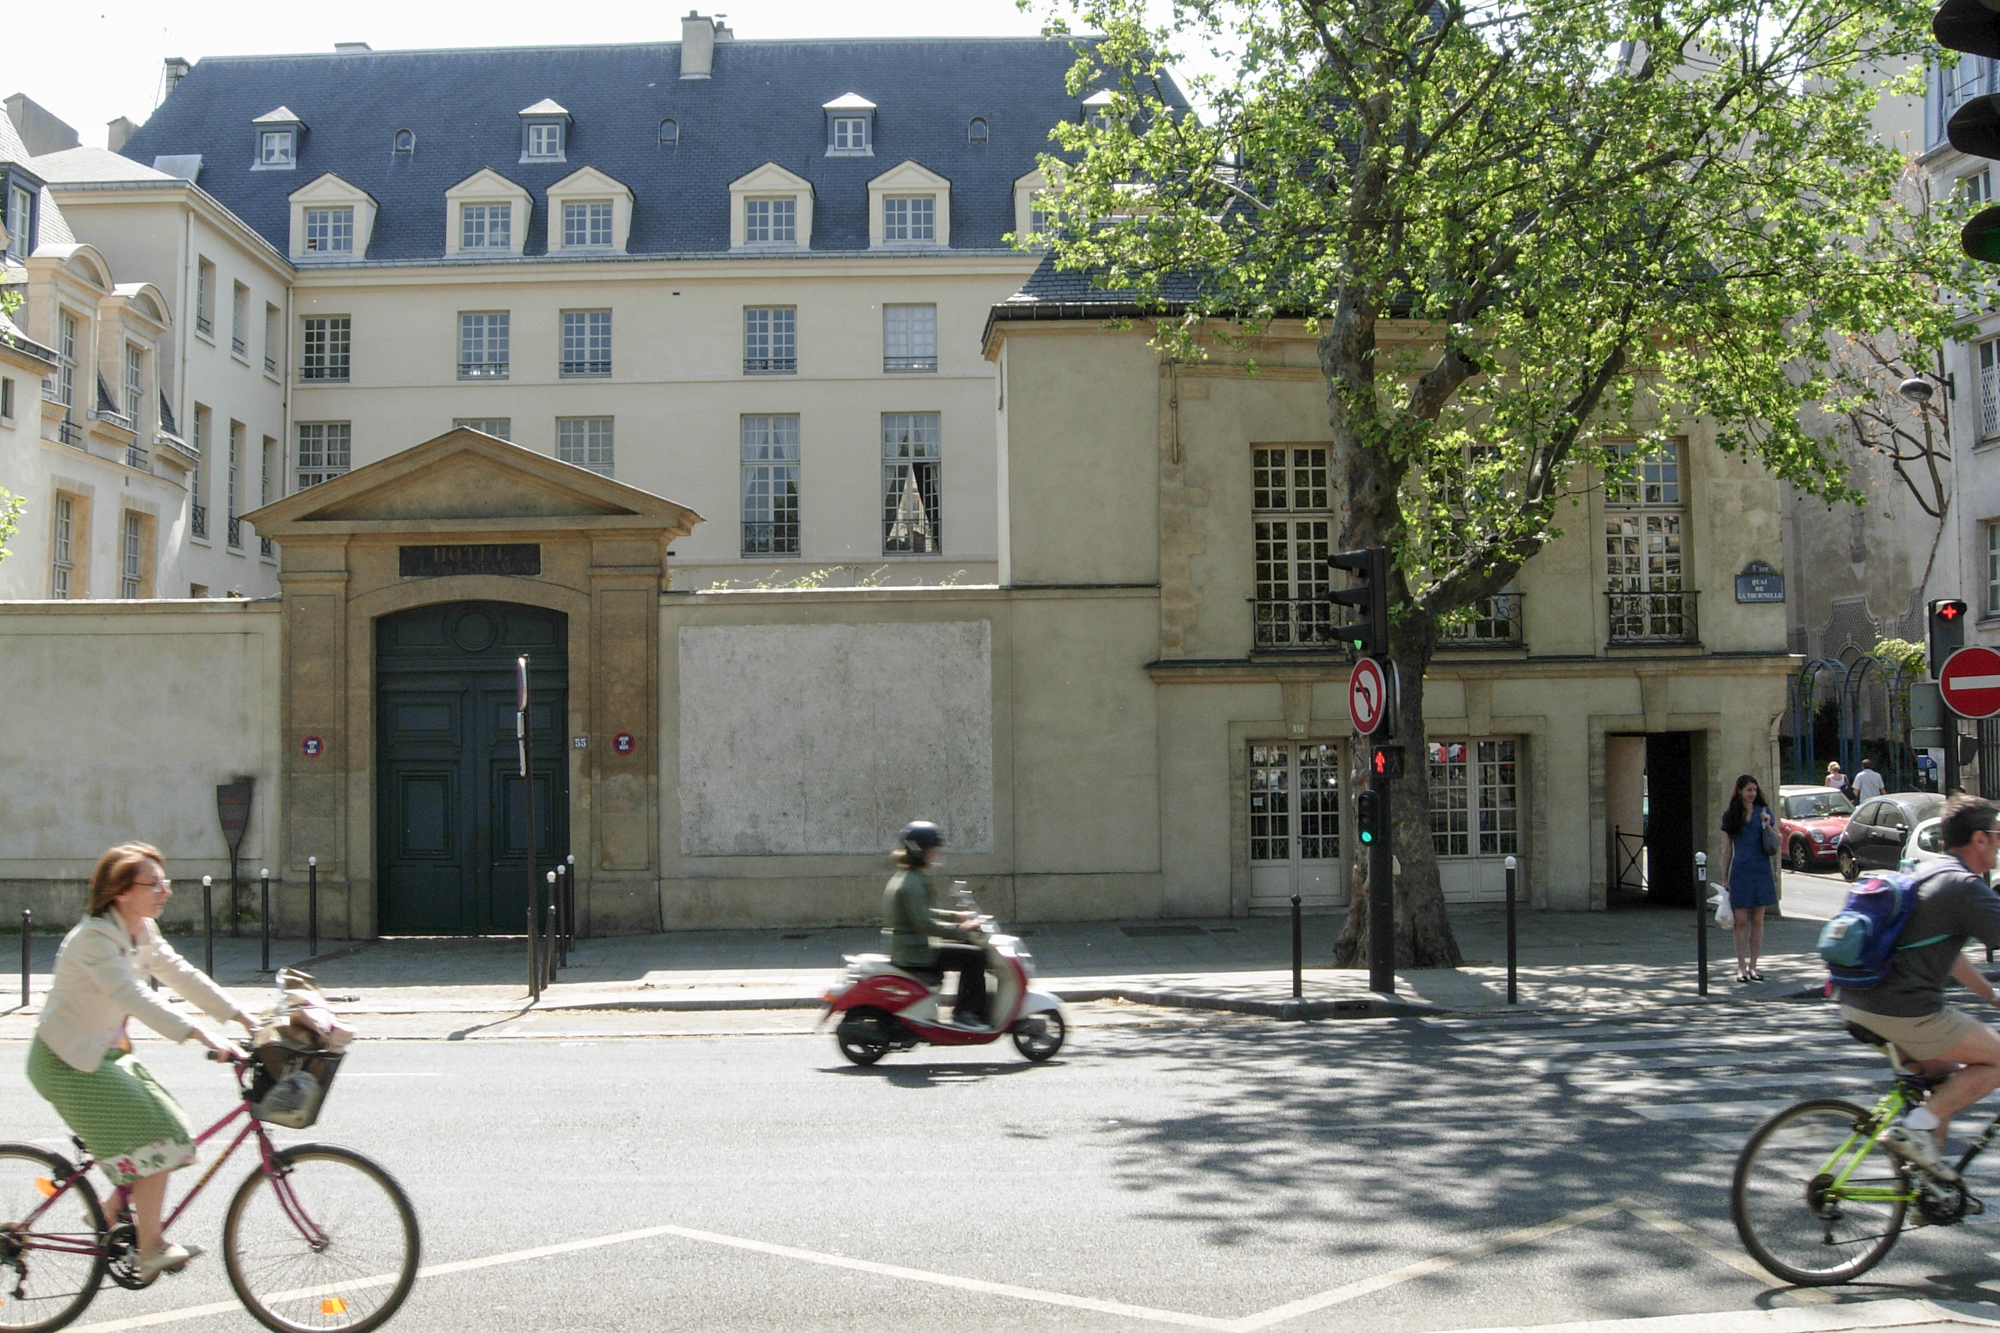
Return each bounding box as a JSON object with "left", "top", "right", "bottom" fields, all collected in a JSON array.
[{"left": 821, "top": 900, "right": 1068, "bottom": 1066}]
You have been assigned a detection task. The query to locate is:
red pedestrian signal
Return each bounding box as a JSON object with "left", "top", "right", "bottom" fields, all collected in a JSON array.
[
  {"left": 1371, "top": 745, "right": 1406, "bottom": 780},
  {"left": 1931, "top": 599, "right": 1971, "bottom": 679}
]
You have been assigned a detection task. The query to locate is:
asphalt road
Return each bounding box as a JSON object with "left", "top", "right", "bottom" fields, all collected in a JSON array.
[{"left": 8, "top": 1000, "right": 2000, "bottom": 1333}]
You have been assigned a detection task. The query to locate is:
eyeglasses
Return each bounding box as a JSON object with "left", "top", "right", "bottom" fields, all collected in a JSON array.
[{"left": 129, "top": 879, "right": 170, "bottom": 893}]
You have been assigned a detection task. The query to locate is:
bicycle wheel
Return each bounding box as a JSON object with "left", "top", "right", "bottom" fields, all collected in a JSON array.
[
  {"left": 223, "top": 1144, "right": 419, "bottom": 1333},
  {"left": 0, "top": 1143, "right": 107, "bottom": 1332},
  {"left": 1732, "top": 1098, "right": 1908, "bottom": 1285}
]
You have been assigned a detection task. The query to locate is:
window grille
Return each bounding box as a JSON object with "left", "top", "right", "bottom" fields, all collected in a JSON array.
[
  {"left": 560, "top": 310, "right": 612, "bottom": 377},
  {"left": 259, "top": 130, "right": 293, "bottom": 166},
  {"left": 832, "top": 117, "right": 868, "bottom": 151},
  {"left": 525, "top": 122, "right": 563, "bottom": 159},
  {"left": 882, "top": 413, "right": 941, "bottom": 553},
  {"left": 461, "top": 204, "right": 511, "bottom": 250},
  {"left": 121, "top": 513, "right": 143, "bottom": 598},
  {"left": 300, "top": 316, "right": 350, "bottom": 381},
  {"left": 1603, "top": 441, "right": 1691, "bottom": 642},
  {"left": 1250, "top": 447, "right": 1333, "bottom": 649},
  {"left": 1981, "top": 341, "right": 2000, "bottom": 442},
  {"left": 454, "top": 418, "right": 513, "bottom": 441},
  {"left": 743, "top": 307, "right": 796, "bottom": 374},
  {"left": 883, "top": 304, "right": 937, "bottom": 373},
  {"left": 459, "top": 313, "right": 510, "bottom": 378},
  {"left": 5, "top": 183, "right": 29, "bottom": 261},
  {"left": 883, "top": 196, "right": 936, "bottom": 243},
  {"left": 741, "top": 415, "right": 801, "bottom": 556},
  {"left": 296, "top": 422, "right": 352, "bottom": 490},
  {"left": 123, "top": 344, "right": 143, "bottom": 421},
  {"left": 51, "top": 495, "right": 71, "bottom": 599},
  {"left": 303, "top": 207, "right": 354, "bottom": 254},
  {"left": 743, "top": 198, "right": 796, "bottom": 245},
  {"left": 557, "top": 417, "right": 615, "bottom": 476},
  {"left": 563, "top": 201, "right": 614, "bottom": 247}
]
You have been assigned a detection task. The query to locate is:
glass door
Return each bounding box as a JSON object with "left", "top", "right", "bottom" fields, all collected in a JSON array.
[{"left": 1248, "top": 743, "right": 1343, "bottom": 913}]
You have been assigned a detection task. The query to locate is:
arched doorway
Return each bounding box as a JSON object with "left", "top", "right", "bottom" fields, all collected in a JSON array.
[{"left": 375, "top": 601, "right": 569, "bottom": 934}]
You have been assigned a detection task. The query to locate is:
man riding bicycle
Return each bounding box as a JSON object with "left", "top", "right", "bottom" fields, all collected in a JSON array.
[{"left": 1839, "top": 795, "right": 2000, "bottom": 1183}]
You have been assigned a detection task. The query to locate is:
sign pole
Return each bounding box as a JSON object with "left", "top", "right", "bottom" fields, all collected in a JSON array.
[
  {"left": 519, "top": 655, "right": 541, "bottom": 1001},
  {"left": 1368, "top": 761, "right": 1394, "bottom": 995}
]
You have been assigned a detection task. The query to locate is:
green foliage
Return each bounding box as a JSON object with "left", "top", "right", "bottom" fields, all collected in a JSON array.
[
  {"left": 1026, "top": 0, "right": 1975, "bottom": 629},
  {"left": 0, "top": 488, "right": 22, "bottom": 567},
  {"left": 1873, "top": 637, "right": 1927, "bottom": 677}
]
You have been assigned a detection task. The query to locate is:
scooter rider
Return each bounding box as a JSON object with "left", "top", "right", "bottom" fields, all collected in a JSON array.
[{"left": 882, "top": 821, "right": 989, "bottom": 1028}]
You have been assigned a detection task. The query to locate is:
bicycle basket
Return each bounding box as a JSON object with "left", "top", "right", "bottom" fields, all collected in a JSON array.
[{"left": 246, "top": 1042, "right": 343, "bottom": 1130}]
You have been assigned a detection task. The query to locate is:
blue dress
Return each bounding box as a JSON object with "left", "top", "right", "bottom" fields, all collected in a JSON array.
[{"left": 1727, "top": 814, "right": 1778, "bottom": 909}]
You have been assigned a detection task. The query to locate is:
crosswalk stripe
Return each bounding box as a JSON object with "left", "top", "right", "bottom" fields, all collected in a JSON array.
[
  {"left": 1628, "top": 1100, "right": 1794, "bottom": 1122},
  {"left": 1529, "top": 1047, "right": 1879, "bottom": 1074}
]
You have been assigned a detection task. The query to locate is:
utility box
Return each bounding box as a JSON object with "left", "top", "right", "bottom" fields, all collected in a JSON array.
[{"left": 1911, "top": 680, "right": 1945, "bottom": 749}]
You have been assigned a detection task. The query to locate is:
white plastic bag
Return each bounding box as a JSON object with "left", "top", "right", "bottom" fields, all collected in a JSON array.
[{"left": 1710, "top": 884, "right": 1733, "bottom": 926}]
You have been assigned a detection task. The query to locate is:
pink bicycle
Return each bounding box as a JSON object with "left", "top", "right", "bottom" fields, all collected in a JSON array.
[{"left": 0, "top": 1047, "right": 418, "bottom": 1333}]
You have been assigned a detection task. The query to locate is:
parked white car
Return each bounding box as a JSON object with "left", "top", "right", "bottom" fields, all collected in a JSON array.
[{"left": 1897, "top": 817, "right": 1998, "bottom": 884}]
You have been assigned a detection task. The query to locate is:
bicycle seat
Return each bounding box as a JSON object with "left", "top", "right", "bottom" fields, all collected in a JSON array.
[{"left": 1846, "top": 1022, "right": 1954, "bottom": 1086}]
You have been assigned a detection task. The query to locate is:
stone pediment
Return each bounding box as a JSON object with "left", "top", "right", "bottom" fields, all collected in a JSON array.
[{"left": 244, "top": 427, "right": 702, "bottom": 537}]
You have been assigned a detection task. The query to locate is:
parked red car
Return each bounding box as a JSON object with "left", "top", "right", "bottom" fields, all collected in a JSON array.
[{"left": 1777, "top": 784, "right": 1854, "bottom": 872}]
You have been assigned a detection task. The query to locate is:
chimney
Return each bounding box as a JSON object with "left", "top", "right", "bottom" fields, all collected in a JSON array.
[
  {"left": 334, "top": 42, "right": 371, "bottom": 53},
  {"left": 162, "top": 57, "right": 191, "bottom": 98},
  {"left": 106, "top": 116, "right": 138, "bottom": 153},
  {"left": 714, "top": 20, "right": 734, "bottom": 41},
  {"left": 680, "top": 12, "right": 715, "bottom": 80}
]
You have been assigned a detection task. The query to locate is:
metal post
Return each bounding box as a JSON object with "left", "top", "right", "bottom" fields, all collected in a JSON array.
[
  {"left": 555, "top": 863, "right": 569, "bottom": 967},
  {"left": 259, "top": 870, "right": 270, "bottom": 974},
  {"left": 308, "top": 856, "right": 318, "bottom": 962},
  {"left": 1504, "top": 855, "right": 1518, "bottom": 1005},
  {"left": 519, "top": 655, "right": 540, "bottom": 1001},
  {"left": 1695, "top": 851, "right": 1709, "bottom": 997},
  {"left": 228, "top": 852, "right": 240, "bottom": 939},
  {"left": 546, "top": 872, "right": 559, "bottom": 986},
  {"left": 1368, "top": 767, "right": 1395, "bottom": 995},
  {"left": 201, "top": 876, "right": 214, "bottom": 976},
  {"left": 20, "top": 909, "right": 29, "bottom": 1008},
  {"left": 1290, "top": 893, "right": 1303, "bottom": 1000},
  {"left": 566, "top": 854, "right": 577, "bottom": 955}
]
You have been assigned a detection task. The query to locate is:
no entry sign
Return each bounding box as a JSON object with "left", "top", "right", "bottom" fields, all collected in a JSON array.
[
  {"left": 1348, "top": 657, "right": 1387, "bottom": 735},
  {"left": 1940, "top": 646, "right": 2000, "bottom": 720}
]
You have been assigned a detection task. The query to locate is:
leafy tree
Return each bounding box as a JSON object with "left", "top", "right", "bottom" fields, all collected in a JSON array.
[{"left": 1024, "top": 0, "right": 1972, "bottom": 965}]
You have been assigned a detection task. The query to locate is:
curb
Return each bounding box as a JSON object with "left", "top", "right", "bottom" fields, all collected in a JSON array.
[{"left": 532, "top": 985, "right": 1443, "bottom": 1020}]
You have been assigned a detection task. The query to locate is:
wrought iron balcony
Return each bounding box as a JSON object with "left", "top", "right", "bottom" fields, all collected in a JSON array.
[
  {"left": 191, "top": 504, "right": 207, "bottom": 539},
  {"left": 260, "top": 536, "right": 274, "bottom": 558},
  {"left": 226, "top": 516, "right": 243, "bottom": 549},
  {"left": 560, "top": 360, "right": 612, "bottom": 378},
  {"left": 884, "top": 355, "right": 938, "bottom": 374},
  {"left": 264, "top": 354, "right": 277, "bottom": 375},
  {"left": 125, "top": 445, "right": 150, "bottom": 473},
  {"left": 298, "top": 364, "right": 348, "bottom": 382},
  {"left": 196, "top": 313, "right": 213, "bottom": 336},
  {"left": 1606, "top": 589, "right": 1698, "bottom": 645},
  {"left": 1438, "top": 593, "right": 1524, "bottom": 649},
  {"left": 740, "top": 522, "right": 800, "bottom": 557},
  {"left": 231, "top": 336, "right": 247, "bottom": 356},
  {"left": 56, "top": 417, "right": 81, "bottom": 447},
  {"left": 458, "top": 362, "right": 509, "bottom": 380},
  {"left": 742, "top": 356, "right": 795, "bottom": 375},
  {"left": 1251, "top": 597, "right": 1339, "bottom": 652}
]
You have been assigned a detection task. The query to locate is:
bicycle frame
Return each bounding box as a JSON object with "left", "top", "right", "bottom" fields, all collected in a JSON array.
[{"left": 1813, "top": 1055, "right": 2000, "bottom": 1213}]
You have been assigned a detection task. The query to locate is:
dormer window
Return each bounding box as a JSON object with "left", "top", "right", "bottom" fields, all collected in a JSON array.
[
  {"left": 659, "top": 118, "right": 680, "bottom": 147},
  {"left": 562, "top": 201, "right": 613, "bottom": 248},
  {"left": 251, "top": 107, "right": 305, "bottom": 170},
  {"left": 968, "top": 118, "right": 989, "bottom": 144},
  {"left": 392, "top": 129, "right": 415, "bottom": 156},
  {"left": 461, "top": 203, "right": 511, "bottom": 250},
  {"left": 1083, "top": 89, "right": 1118, "bottom": 131},
  {"left": 728, "top": 163, "right": 814, "bottom": 251},
  {"left": 4, "top": 181, "right": 32, "bottom": 261},
  {"left": 744, "top": 198, "right": 796, "bottom": 245},
  {"left": 304, "top": 207, "right": 353, "bottom": 253},
  {"left": 868, "top": 161, "right": 951, "bottom": 249},
  {"left": 824, "top": 93, "right": 877, "bottom": 156},
  {"left": 518, "top": 99, "right": 571, "bottom": 163},
  {"left": 883, "top": 197, "right": 934, "bottom": 243},
  {"left": 259, "top": 130, "right": 294, "bottom": 166},
  {"left": 289, "top": 173, "right": 376, "bottom": 260}
]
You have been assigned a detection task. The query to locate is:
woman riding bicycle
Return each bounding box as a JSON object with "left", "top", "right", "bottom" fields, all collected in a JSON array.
[{"left": 27, "top": 843, "right": 254, "bottom": 1283}]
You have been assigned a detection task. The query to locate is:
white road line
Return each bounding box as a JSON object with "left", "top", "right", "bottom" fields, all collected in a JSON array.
[
  {"left": 340, "top": 1072, "right": 443, "bottom": 1078},
  {"left": 1617, "top": 1200, "right": 1833, "bottom": 1304},
  {"left": 1627, "top": 1100, "right": 1794, "bottom": 1122},
  {"left": 1475, "top": 1034, "right": 1845, "bottom": 1058}
]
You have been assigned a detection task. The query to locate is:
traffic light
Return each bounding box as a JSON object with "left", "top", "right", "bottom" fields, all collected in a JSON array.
[
  {"left": 1930, "top": 598, "right": 1968, "bottom": 678},
  {"left": 1371, "top": 745, "right": 1407, "bottom": 780},
  {"left": 1326, "top": 547, "right": 1389, "bottom": 656},
  {"left": 1937, "top": 0, "right": 2000, "bottom": 261},
  {"left": 1355, "top": 789, "right": 1382, "bottom": 844}
]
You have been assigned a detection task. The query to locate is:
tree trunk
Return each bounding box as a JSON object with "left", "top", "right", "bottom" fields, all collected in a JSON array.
[{"left": 1333, "top": 635, "right": 1464, "bottom": 969}]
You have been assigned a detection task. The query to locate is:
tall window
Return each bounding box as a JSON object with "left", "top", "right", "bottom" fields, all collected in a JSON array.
[
  {"left": 121, "top": 514, "right": 143, "bottom": 598},
  {"left": 883, "top": 196, "right": 936, "bottom": 243},
  {"left": 882, "top": 413, "right": 941, "bottom": 554},
  {"left": 461, "top": 204, "right": 511, "bottom": 251},
  {"left": 1988, "top": 524, "right": 2000, "bottom": 617},
  {"left": 5, "top": 182, "right": 29, "bottom": 260},
  {"left": 562, "top": 201, "right": 613, "bottom": 247},
  {"left": 190, "top": 406, "right": 208, "bottom": 536},
  {"left": 296, "top": 422, "right": 352, "bottom": 489},
  {"left": 741, "top": 415, "right": 801, "bottom": 556},
  {"left": 263, "top": 303, "right": 280, "bottom": 374},
  {"left": 226, "top": 422, "right": 243, "bottom": 547},
  {"left": 1428, "top": 739, "right": 1519, "bottom": 858},
  {"left": 303, "top": 207, "right": 354, "bottom": 254},
  {"left": 743, "top": 307, "right": 796, "bottom": 374},
  {"left": 231, "top": 282, "right": 249, "bottom": 355},
  {"left": 1981, "top": 340, "right": 2000, "bottom": 442},
  {"left": 883, "top": 304, "right": 937, "bottom": 373},
  {"left": 51, "top": 495, "right": 72, "bottom": 599},
  {"left": 832, "top": 117, "right": 869, "bottom": 151},
  {"left": 54, "top": 311, "right": 76, "bottom": 409},
  {"left": 122, "top": 344, "right": 144, "bottom": 420},
  {"left": 300, "top": 316, "right": 351, "bottom": 381},
  {"left": 453, "top": 418, "right": 512, "bottom": 440},
  {"left": 1604, "top": 441, "right": 1689, "bottom": 642},
  {"left": 560, "top": 310, "right": 611, "bottom": 377},
  {"left": 196, "top": 258, "right": 214, "bottom": 334},
  {"left": 744, "top": 198, "right": 796, "bottom": 245},
  {"left": 261, "top": 437, "right": 274, "bottom": 508},
  {"left": 459, "top": 313, "right": 509, "bottom": 379},
  {"left": 557, "top": 417, "right": 614, "bottom": 476},
  {"left": 1251, "top": 447, "right": 1332, "bottom": 649}
]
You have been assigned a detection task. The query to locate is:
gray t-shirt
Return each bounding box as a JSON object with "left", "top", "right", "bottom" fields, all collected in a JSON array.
[{"left": 1838, "top": 857, "right": 2000, "bottom": 1017}]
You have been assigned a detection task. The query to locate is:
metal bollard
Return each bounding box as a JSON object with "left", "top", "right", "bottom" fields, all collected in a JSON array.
[
  {"left": 308, "top": 857, "right": 318, "bottom": 963},
  {"left": 1290, "top": 893, "right": 1303, "bottom": 999},
  {"left": 565, "top": 853, "right": 577, "bottom": 956},
  {"left": 527, "top": 899, "right": 541, "bottom": 1001},
  {"left": 259, "top": 870, "right": 271, "bottom": 974},
  {"left": 1504, "top": 855, "right": 1518, "bottom": 1005},
  {"left": 19, "top": 909, "right": 29, "bottom": 1008},
  {"left": 202, "top": 876, "right": 214, "bottom": 976},
  {"left": 555, "top": 863, "right": 569, "bottom": 968},
  {"left": 546, "top": 872, "right": 559, "bottom": 986},
  {"left": 1695, "top": 851, "right": 1709, "bottom": 997}
]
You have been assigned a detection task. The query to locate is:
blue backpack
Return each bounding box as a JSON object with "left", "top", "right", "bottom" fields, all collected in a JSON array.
[{"left": 1817, "top": 867, "right": 1954, "bottom": 989}]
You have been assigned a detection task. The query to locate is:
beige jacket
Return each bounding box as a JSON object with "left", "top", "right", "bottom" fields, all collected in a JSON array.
[{"left": 35, "top": 913, "right": 245, "bottom": 1072}]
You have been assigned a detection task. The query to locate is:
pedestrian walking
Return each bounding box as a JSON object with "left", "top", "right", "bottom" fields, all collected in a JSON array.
[
  {"left": 1852, "top": 757, "right": 1887, "bottom": 803},
  {"left": 1718, "top": 774, "right": 1780, "bottom": 984},
  {"left": 1825, "top": 761, "right": 1848, "bottom": 797}
]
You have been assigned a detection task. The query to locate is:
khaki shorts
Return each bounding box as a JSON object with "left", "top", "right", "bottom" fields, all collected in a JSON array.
[{"left": 1839, "top": 1004, "right": 1986, "bottom": 1062}]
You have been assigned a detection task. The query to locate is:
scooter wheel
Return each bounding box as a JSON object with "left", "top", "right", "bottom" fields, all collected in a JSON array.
[
  {"left": 837, "top": 1033, "right": 888, "bottom": 1066},
  {"left": 1011, "top": 1010, "right": 1066, "bottom": 1062}
]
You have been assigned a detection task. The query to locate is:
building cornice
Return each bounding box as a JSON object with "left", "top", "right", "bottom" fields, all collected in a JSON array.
[
  {"left": 286, "top": 249, "right": 1043, "bottom": 288},
  {"left": 42, "top": 178, "right": 295, "bottom": 282}
]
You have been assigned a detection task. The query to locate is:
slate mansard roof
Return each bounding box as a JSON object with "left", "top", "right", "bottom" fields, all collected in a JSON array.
[{"left": 117, "top": 36, "right": 1176, "bottom": 264}]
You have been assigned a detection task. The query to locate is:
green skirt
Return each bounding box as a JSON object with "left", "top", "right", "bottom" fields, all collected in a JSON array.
[{"left": 26, "top": 1038, "right": 196, "bottom": 1186}]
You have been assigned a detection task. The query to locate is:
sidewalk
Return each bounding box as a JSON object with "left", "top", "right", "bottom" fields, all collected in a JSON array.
[{"left": 0, "top": 901, "right": 1847, "bottom": 1019}]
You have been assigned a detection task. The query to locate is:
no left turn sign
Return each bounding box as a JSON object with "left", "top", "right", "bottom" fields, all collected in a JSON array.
[
  {"left": 1941, "top": 646, "right": 2000, "bottom": 720},
  {"left": 1349, "top": 658, "right": 1387, "bottom": 736}
]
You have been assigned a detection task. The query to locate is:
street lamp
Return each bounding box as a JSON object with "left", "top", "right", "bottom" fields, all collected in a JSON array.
[{"left": 1897, "top": 369, "right": 1955, "bottom": 407}]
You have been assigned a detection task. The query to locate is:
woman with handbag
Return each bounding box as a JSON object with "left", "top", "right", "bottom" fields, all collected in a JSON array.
[{"left": 1717, "top": 774, "right": 1780, "bottom": 983}]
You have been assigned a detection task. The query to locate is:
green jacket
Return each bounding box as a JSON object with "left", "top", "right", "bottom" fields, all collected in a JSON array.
[{"left": 882, "top": 868, "right": 971, "bottom": 968}]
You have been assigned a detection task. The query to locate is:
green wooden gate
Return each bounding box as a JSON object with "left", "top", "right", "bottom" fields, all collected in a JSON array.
[{"left": 376, "top": 601, "right": 568, "bottom": 934}]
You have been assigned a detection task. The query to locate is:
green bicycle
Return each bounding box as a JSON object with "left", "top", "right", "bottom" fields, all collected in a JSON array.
[{"left": 1731, "top": 1026, "right": 1993, "bottom": 1285}]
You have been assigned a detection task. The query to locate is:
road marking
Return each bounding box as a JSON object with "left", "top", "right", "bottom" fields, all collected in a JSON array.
[
  {"left": 340, "top": 1072, "right": 442, "bottom": 1078},
  {"left": 1617, "top": 1200, "right": 1832, "bottom": 1304},
  {"left": 1628, "top": 1100, "right": 1794, "bottom": 1122}
]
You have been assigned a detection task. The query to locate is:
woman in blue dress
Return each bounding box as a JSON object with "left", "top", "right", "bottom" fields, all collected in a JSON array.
[{"left": 1718, "top": 773, "right": 1778, "bottom": 983}]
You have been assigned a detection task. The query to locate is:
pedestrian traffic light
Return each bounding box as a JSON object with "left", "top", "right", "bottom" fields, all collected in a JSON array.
[
  {"left": 1371, "top": 745, "right": 1407, "bottom": 780},
  {"left": 1326, "top": 547, "right": 1389, "bottom": 656},
  {"left": 1930, "top": 598, "right": 1968, "bottom": 678},
  {"left": 1937, "top": 0, "right": 2000, "bottom": 261},
  {"left": 1355, "top": 789, "right": 1381, "bottom": 844}
]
